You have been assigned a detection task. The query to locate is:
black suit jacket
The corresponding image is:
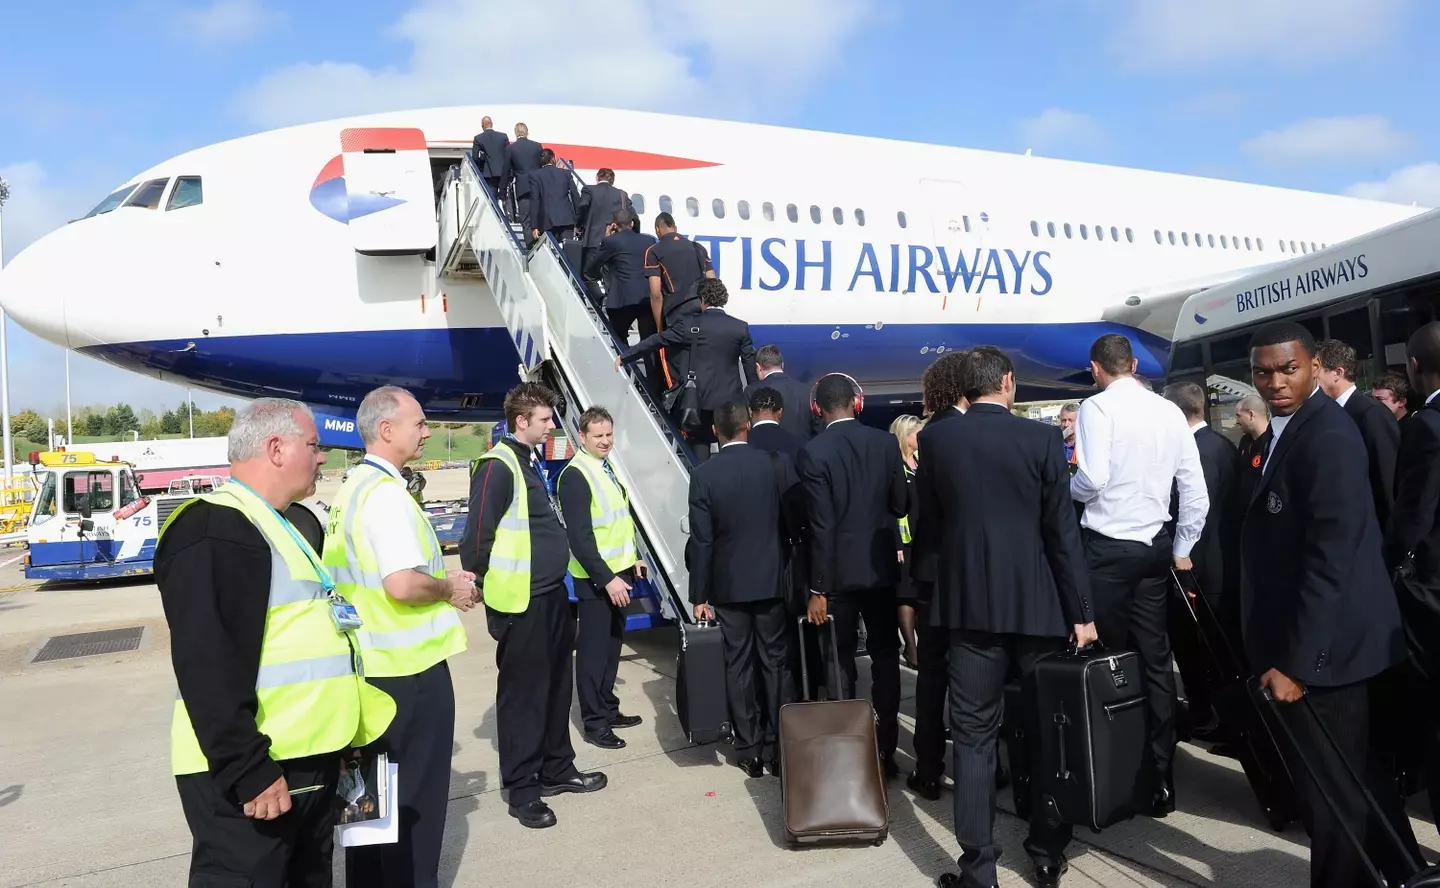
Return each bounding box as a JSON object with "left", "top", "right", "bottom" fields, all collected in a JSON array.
[
  {"left": 1240, "top": 391, "right": 1405, "bottom": 688},
  {"left": 914, "top": 403, "right": 1091, "bottom": 635},
  {"left": 746, "top": 371, "right": 818, "bottom": 440},
  {"left": 584, "top": 229, "right": 654, "bottom": 310},
  {"left": 530, "top": 165, "right": 581, "bottom": 232},
  {"left": 798, "top": 419, "right": 907, "bottom": 596},
  {"left": 1193, "top": 426, "right": 1240, "bottom": 600},
  {"left": 1385, "top": 401, "right": 1440, "bottom": 673},
  {"left": 622, "top": 308, "right": 758, "bottom": 409},
  {"left": 507, "top": 137, "right": 544, "bottom": 197},
  {"left": 749, "top": 421, "right": 804, "bottom": 462},
  {"left": 910, "top": 405, "right": 965, "bottom": 585},
  {"left": 688, "top": 442, "right": 789, "bottom": 606},
  {"left": 472, "top": 129, "right": 511, "bottom": 182},
  {"left": 577, "top": 182, "right": 634, "bottom": 248},
  {"left": 1342, "top": 389, "right": 1400, "bottom": 533}
]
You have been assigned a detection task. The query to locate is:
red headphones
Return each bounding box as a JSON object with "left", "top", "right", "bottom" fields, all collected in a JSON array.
[{"left": 810, "top": 372, "right": 865, "bottom": 418}]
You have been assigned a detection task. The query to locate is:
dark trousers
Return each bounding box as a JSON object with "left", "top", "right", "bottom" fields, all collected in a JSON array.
[
  {"left": 543, "top": 225, "right": 575, "bottom": 245},
  {"left": 913, "top": 595, "right": 951, "bottom": 782},
  {"left": 483, "top": 176, "right": 504, "bottom": 202},
  {"left": 486, "top": 587, "right": 579, "bottom": 805},
  {"left": 346, "top": 661, "right": 455, "bottom": 888},
  {"left": 715, "top": 598, "right": 793, "bottom": 759},
  {"left": 177, "top": 753, "right": 339, "bottom": 888},
  {"left": 605, "top": 301, "right": 656, "bottom": 349},
  {"left": 574, "top": 575, "right": 627, "bottom": 735},
  {"left": 830, "top": 586, "right": 902, "bottom": 757},
  {"left": 949, "top": 630, "right": 1070, "bottom": 885},
  {"left": 515, "top": 195, "right": 532, "bottom": 238},
  {"left": 689, "top": 411, "right": 718, "bottom": 464},
  {"left": 1084, "top": 528, "right": 1176, "bottom": 793}
]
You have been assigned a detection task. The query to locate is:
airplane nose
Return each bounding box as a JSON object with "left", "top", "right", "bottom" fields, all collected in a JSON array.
[{"left": 0, "top": 223, "right": 69, "bottom": 348}]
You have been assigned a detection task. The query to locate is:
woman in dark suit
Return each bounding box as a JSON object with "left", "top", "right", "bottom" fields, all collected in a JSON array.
[{"left": 891, "top": 414, "right": 923, "bottom": 669}]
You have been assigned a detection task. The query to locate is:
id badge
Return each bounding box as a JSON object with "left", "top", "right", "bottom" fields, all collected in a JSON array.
[{"left": 329, "top": 594, "right": 363, "bottom": 632}]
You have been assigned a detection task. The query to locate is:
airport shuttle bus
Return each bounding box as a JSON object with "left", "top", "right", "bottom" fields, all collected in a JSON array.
[
  {"left": 24, "top": 451, "right": 162, "bottom": 581},
  {"left": 1167, "top": 208, "right": 1440, "bottom": 437}
]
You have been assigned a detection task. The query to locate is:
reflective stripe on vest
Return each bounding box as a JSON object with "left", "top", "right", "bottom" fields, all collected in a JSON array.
[
  {"left": 561, "top": 450, "right": 638, "bottom": 578},
  {"left": 323, "top": 462, "right": 466, "bottom": 678},
  {"left": 166, "top": 484, "right": 396, "bottom": 776},
  {"left": 473, "top": 445, "right": 531, "bottom": 613}
]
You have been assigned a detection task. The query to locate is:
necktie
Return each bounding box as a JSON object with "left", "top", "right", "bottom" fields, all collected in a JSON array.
[{"left": 601, "top": 458, "right": 625, "bottom": 497}]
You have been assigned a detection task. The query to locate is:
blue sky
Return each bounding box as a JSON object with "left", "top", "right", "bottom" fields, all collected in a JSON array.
[{"left": 2, "top": 0, "right": 1437, "bottom": 414}]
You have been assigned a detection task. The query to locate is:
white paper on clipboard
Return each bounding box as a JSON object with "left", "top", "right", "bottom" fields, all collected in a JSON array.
[{"left": 339, "top": 763, "right": 399, "bottom": 847}]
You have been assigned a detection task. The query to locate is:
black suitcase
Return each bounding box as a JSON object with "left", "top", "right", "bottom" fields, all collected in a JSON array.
[
  {"left": 675, "top": 620, "right": 732, "bottom": 745},
  {"left": 1172, "top": 569, "right": 1298, "bottom": 830},
  {"left": 1254, "top": 680, "right": 1440, "bottom": 887},
  {"left": 1033, "top": 643, "right": 1147, "bottom": 832}
]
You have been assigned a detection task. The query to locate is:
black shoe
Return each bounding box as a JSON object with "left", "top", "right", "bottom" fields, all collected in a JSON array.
[
  {"left": 584, "top": 728, "right": 626, "bottom": 750},
  {"left": 1147, "top": 784, "right": 1175, "bottom": 818},
  {"left": 936, "top": 872, "right": 993, "bottom": 888},
  {"left": 735, "top": 756, "right": 764, "bottom": 778},
  {"left": 509, "top": 800, "right": 557, "bottom": 829},
  {"left": 881, "top": 754, "right": 900, "bottom": 780},
  {"left": 1035, "top": 860, "right": 1069, "bottom": 888},
  {"left": 610, "top": 713, "right": 643, "bottom": 729},
  {"left": 907, "top": 771, "right": 941, "bottom": 801},
  {"left": 540, "top": 771, "right": 608, "bottom": 796}
]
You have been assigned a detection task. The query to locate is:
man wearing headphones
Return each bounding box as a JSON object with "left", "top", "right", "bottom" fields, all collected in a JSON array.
[{"left": 796, "top": 373, "right": 910, "bottom": 777}]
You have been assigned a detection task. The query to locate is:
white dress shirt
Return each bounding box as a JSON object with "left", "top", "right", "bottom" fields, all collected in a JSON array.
[
  {"left": 358, "top": 454, "right": 435, "bottom": 581},
  {"left": 1071, "top": 377, "right": 1209, "bottom": 557},
  {"left": 1261, "top": 385, "right": 1318, "bottom": 473},
  {"left": 1334, "top": 384, "right": 1356, "bottom": 408}
]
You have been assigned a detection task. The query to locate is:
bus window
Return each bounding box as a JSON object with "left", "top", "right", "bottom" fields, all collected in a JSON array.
[
  {"left": 1170, "top": 342, "right": 1203, "bottom": 372},
  {"left": 32, "top": 473, "right": 57, "bottom": 524},
  {"left": 120, "top": 470, "right": 141, "bottom": 508},
  {"left": 1298, "top": 315, "right": 1324, "bottom": 343},
  {"left": 64, "top": 471, "right": 114, "bottom": 514}
]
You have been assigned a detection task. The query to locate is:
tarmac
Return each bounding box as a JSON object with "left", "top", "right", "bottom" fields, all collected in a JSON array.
[{"left": 1, "top": 468, "right": 1437, "bottom": 887}]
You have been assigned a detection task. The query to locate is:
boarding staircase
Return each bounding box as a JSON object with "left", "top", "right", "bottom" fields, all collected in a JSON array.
[{"left": 437, "top": 154, "right": 697, "bottom": 626}]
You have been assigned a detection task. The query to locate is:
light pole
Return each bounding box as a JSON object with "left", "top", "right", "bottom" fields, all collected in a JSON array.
[{"left": 0, "top": 175, "right": 13, "bottom": 500}]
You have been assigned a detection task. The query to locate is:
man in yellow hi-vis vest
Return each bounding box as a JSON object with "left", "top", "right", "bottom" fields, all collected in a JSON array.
[
  {"left": 556, "top": 406, "right": 646, "bottom": 750},
  {"left": 156, "top": 398, "right": 395, "bottom": 886},
  {"left": 460, "top": 383, "right": 608, "bottom": 829},
  {"left": 325, "top": 386, "right": 478, "bottom": 888}
]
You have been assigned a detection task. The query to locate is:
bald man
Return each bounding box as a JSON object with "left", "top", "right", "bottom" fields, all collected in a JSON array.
[{"left": 473, "top": 116, "right": 511, "bottom": 202}]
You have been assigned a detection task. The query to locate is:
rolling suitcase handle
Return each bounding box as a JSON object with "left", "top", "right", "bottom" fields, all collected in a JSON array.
[
  {"left": 796, "top": 615, "right": 844, "bottom": 703},
  {"left": 1253, "top": 679, "right": 1425, "bottom": 887}
]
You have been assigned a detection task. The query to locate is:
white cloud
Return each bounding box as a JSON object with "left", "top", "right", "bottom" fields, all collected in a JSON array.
[
  {"left": 1016, "top": 108, "right": 1106, "bottom": 154},
  {"left": 174, "top": 0, "right": 283, "bottom": 46},
  {"left": 1345, "top": 162, "right": 1440, "bottom": 208},
  {"left": 1112, "top": 0, "right": 1409, "bottom": 68},
  {"left": 235, "top": 0, "right": 873, "bottom": 127},
  {"left": 1241, "top": 115, "right": 1414, "bottom": 165}
]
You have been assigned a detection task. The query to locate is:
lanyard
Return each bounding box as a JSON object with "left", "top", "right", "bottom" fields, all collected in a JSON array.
[
  {"left": 507, "top": 436, "right": 562, "bottom": 517},
  {"left": 359, "top": 458, "right": 393, "bottom": 477},
  {"left": 229, "top": 480, "right": 336, "bottom": 595}
]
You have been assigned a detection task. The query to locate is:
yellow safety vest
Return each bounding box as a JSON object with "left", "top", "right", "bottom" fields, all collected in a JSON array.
[
  {"left": 898, "top": 464, "right": 915, "bottom": 546},
  {"left": 471, "top": 445, "right": 533, "bottom": 614},
  {"left": 323, "top": 461, "right": 466, "bottom": 678},
  {"left": 561, "top": 449, "right": 637, "bottom": 579},
  {"left": 166, "top": 483, "right": 395, "bottom": 776}
]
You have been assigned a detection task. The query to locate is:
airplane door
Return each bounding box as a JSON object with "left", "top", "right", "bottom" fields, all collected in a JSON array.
[
  {"left": 919, "top": 178, "right": 988, "bottom": 247},
  {"left": 340, "top": 127, "right": 437, "bottom": 256}
]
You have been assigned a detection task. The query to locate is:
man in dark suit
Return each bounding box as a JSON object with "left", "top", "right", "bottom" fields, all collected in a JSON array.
[
  {"left": 585, "top": 210, "right": 658, "bottom": 380},
  {"left": 1243, "top": 321, "right": 1409, "bottom": 888},
  {"left": 920, "top": 347, "right": 1096, "bottom": 888},
  {"left": 1317, "top": 339, "right": 1400, "bottom": 533},
  {"left": 746, "top": 385, "right": 804, "bottom": 462},
  {"left": 798, "top": 373, "right": 908, "bottom": 776},
  {"left": 616, "top": 278, "right": 758, "bottom": 462},
  {"left": 746, "top": 345, "right": 817, "bottom": 440},
  {"left": 471, "top": 116, "right": 510, "bottom": 202},
  {"left": 506, "top": 122, "right": 543, "bottom": 230},
  {"left": 688, "top": 401, "right": 795, "bottom": 777},
  {"left": 529, "top": 150, "right": 582, "bottom": 246},
  {"left": 577, "top": 168, "right": 634, "bottom": 272}
]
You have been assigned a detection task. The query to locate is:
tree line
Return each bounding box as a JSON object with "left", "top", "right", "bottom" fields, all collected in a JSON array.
[{"left": 8, "top": 401, "right": 238, "bottom": 445}]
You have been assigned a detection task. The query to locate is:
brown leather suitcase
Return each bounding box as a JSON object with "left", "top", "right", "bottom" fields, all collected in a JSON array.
[{"left": 779, "top": 616, "right": 889, "bottom": 845}]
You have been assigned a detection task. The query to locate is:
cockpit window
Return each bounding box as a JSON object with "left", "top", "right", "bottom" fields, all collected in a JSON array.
[
  {"left": 167, "top": 176, "right": 203, "bottom": 210},
  {"left": 84, "top": 185, "right": 138, "bottom": 218},
  {"left": 122, "top": 178, "right": 170, "bottom": 210}
]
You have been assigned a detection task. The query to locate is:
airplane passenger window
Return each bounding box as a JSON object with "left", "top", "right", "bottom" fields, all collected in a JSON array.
[
  {"left": 809, "top": 205, "right": 821, "bottom": 224},
  {"left": 1194, "top": 232, "right": 1202, "bottom": 247},
  {"left": 763, "top": 202, "right": 775, "bottom": 222},
  {"left": 633, "top": 194, "right": 646, "bottom": 214},
  {"left": 963, "top": 216, "right": 972, "bottom": 233},
  {"left": 1257, "top": 238, "right": 1264, "bottom": 250},
  {"left": 1047, "top": 222, "right": 1056, "bottom": 237},
  {"left": 167, "top": 176, "right": 203, "bottom": 210},
  {"left": 832, "top": 207, "right": 844, "bottom": 225},
  {"left": 1111, "top": 226, "right": 1120, "bottom": 241},
  {"left": 897, "top": 211, "right": 908, "bottom": 229},
  {"left": 1063, "top": 223, "right": 1073, "bottom": 238},
  {"left": 1244, "top": 236, "right": 1252, "bottom": 250},
  {"left": 1280, "top": 241, "right": 1287, "bottom": 253},
  {"left": 685, "top": 197, "right": 699, "bottom": 218},
  {"left": 712, "top": 199, "right": 725, "bottom": 219},
  {"left": 1079, "top": 224, "right": 1089, "bottom": 240},
  {"left": 659, "top": 195, "right": 673, "bottom": 214},
  {"left": 1182, "top": 232, "right": 1190, "bottom": 246},
  {"left": 84, "top": 184, "right": 138, "bottom": 218},
  {"left": 1095, "top": 226, "right": 1104, "bottom": 241},
  {"left": 1168, "top": 231, "right": 1176, "bottom": 245},
  {"left": 1311, "top": 241, "right": 1318, "bottom": 252},
  {"left": 122, "top": 178, "right": 170, "bottom": 210},
  {"left": 1125, "top": 228, "right": 1133, "bottom": 243},
  {"left": 1031, "top": 221, "right": 1040, "bottom": 237},
  {"left": 855, "top": 208, "right": 866, "bottom": 226},
  {"left": 737, "top": 200, "right": 750, "bottom": 220},
  {"left": 1207, "top": 234, "right": 1216, "bottom": 248},
  {"left": 1154, "top": 230, "right": 1163, "bottom": 244},
  {"left": 1220, "top": 235, "right": 1229, "bottom": 249},
  {"left": 1290, "top": 240, "right": 1298, "bottom": 253},
  {"left": 786, "top": 204, "right": 798, "bottom": 223}
]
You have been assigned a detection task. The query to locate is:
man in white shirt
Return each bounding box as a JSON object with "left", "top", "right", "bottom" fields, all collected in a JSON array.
[{"left": 1071, "top": 334, "right": 1208, "bottom": 817}]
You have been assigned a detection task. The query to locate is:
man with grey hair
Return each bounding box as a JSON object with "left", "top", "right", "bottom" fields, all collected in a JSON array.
[
  {"left": 325, "top": 386, "right": 477, "bottom": 888},
  {"left": 156, "top": 398, "right": 396, "bottom": 886},
  {"left": 1058, "top": 402, "right": 1080, "bottom": 467}
]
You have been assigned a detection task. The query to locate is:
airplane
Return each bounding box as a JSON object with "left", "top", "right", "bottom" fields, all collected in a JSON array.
[{"left": 0, "top": 104, "right": 1426, "bottom": 428}]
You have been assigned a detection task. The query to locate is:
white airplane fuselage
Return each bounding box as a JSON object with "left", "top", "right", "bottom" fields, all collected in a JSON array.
[{"left": 0, "top": 105, "right": 1424, "bottom": 420}]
